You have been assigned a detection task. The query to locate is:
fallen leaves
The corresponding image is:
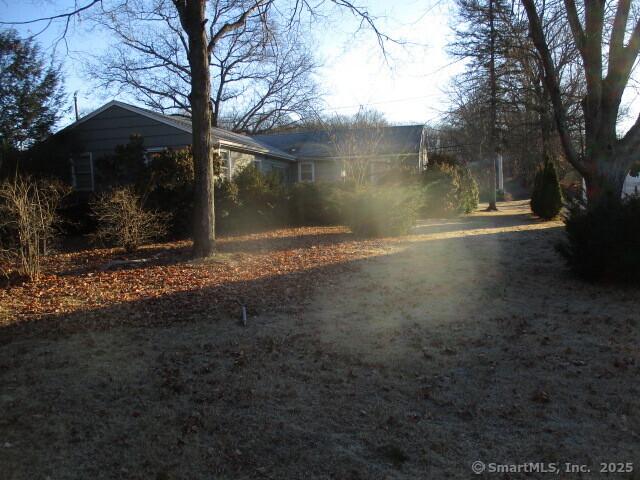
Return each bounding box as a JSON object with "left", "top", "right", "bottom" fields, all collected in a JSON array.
[{"left": 0, "top": 226, "right": 390, "bottom": 338}]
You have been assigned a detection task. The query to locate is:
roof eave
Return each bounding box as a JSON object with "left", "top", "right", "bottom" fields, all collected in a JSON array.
[{"left": 217, "top": 140, "right": 296, "bottom": 161}]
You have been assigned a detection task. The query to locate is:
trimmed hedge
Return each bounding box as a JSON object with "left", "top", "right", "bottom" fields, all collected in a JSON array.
[
  {"left": 237, "top": 165, "right": 288, "bottom": 229},
  {"left": 342, "top": 186, "right": 420, "bottom": 237},
  {"left": 288, "top": 182, "right": 348, "bottom": 226}
]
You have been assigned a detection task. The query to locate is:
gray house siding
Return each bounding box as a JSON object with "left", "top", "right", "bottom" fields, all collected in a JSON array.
[
  {"left": 57, "top": 103, "right": 296, "bottom": 191},
  {"left": 227, "top": 151, "right": 258, "bottom": 178},
  {"left": 313, "top": 160, "right": 341, "bottom": 182},
  {"left": 261, "top": 157, "right": 293, "bottom": 182},
  {"left": 70, "top": 105, "right": 192, "bottom": 159},
  {"left": 225, "top": 150, "right": 293, "bottom": 183}
]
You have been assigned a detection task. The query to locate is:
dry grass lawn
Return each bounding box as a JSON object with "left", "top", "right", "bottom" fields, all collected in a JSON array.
[{"left": 1, "top": 200, "right": 639, "bottom": 479}]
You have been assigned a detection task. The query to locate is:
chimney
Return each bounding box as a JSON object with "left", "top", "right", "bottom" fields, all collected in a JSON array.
[{"left": 74, "top": 92, "right": 79, "bottom": 121}]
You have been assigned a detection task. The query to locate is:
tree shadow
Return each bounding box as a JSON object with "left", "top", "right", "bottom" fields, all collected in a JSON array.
[
  {"left": 1, "top": 215, "right": 561, "bottom": 345},
  {"left": 53, "top": 230, "right": 357, "bottom": 276},
  {"left": 0, "top": 254, "right": 362, "bottom": 344},
  {"left": 217, "top": 229, "right": 355, "bottom": 254},
  {"left": 3, "top": 214, "right": 635, "bottom": 480}
]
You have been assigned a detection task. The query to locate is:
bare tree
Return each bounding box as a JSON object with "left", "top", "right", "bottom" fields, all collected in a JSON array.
[
  {"left": 220, "top": 33, "right": 321, "bottom": 133},
  {"left": 448, "top": 0, "right": 587, "bottom": 191},
  {"left": 321, "top": 108, "right": 388, "bottom": 185},
  {"left": 134, "top": 0, "right": 388, "bottom": 256},
  {"left": 495, "top": 5, "right": 584, "bottom": 180},
  {"left": 521, "top": 0, "right": 640, "bottom": 206},
  {"left": 449, "top": 0, "right": 515, "bottom": 209},
  {"left": 90, "top": 1, "right": 321, "bottom": 132},
  {"left": 171, "top": 0, "right": 271, "bottom": 256},
  {"left": 2, "top": 0, "right": 388, "bottom": 258}
]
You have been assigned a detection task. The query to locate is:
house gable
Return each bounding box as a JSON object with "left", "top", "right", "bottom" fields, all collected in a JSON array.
[
  {"left": 58, "top": 101, "right": 295, "bottom": 162},
  {"left": 60, "top": 103, "right": 192, "bottom": 160}
]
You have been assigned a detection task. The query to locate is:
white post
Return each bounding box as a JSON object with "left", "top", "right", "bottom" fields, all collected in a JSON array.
[{"left": 497, "top": 153, "right": 504, "bottom": 191}]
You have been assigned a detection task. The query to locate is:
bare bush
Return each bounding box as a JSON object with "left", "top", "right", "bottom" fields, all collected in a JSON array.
[
  {"left": 0, "top": 176, "right": 67, "bottom": 280},
  {"left": 91, "top": 187, "right": 167, "bottom": 252}
]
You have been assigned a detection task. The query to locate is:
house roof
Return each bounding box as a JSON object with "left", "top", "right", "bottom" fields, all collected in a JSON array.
[
  {"left": 58, "top": 100, "right": 296, "bottom": 161},
  {"left": 253, "top": 125, "right": 426, "bottom": 160}
]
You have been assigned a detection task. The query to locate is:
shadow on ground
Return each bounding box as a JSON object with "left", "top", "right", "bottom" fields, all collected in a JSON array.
[{"left": 1, "top": 201, "right": 638, "bottom": 479}]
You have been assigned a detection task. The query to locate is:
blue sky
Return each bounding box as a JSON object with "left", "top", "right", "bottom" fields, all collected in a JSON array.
[
  {"left": 0, "top": 0, "right": 462, "bottom": 129},
  {"left": 3, "top": 1, "right": 637, "bottom": 133}
]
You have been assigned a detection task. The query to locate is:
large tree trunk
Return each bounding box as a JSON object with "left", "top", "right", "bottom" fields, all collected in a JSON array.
[
  {"left": 584, "top": 153, "right": 629, "bottom": 206},
  {"left": 175, "top": 0, "right": 216, "bottom": 257},
  {"left": 521, "top": 0, "right": 640, "bottom": 210},
  {"left": 486, "top": 0, "right": 499, "bottom": 211},
  {"left": 538, "top": 85, "right": 553, "bottom": 162}
]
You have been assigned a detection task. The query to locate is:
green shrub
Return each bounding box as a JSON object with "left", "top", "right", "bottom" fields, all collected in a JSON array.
[
  {"left": 144, "top": 151, "right": 288, "bottom": 236},
  {"left": 228, "top": 165, "right": 288, "bottom": 232},
  {"left": 420, "top": 162, "right": 478, "bottom": 217},
  {"left": 343, "top": 186, "right": 420, "bottom": 237},
  {"left": 214, "top": 177, "right": 239, "bottom": 233},
  {"left": 557, "top": 196, "right": 640, "bottom": 283},
  {"left": 457, "top": 163, "right": 480, "bottom": 213},
  {"left": 288, "top": 182, "right": 348, "bottom": 226},
  {"left": 94, "top": 139, "right": 197, "bottom": 238},
  {"left": 531, "top": 160, "right": 563, "bottom": 220},
  {"left": 96, "top": 134, "right": 148, "bottom": 190},
  {"left": 146, "top": 147, "right": 195, "bottom": 238}
]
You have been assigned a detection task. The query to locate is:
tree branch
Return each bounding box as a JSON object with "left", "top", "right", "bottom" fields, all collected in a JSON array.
[
  {"left": 521, "top": 0, "right": 585, "bottom": 176},
  {"left": 0, "top": 0, "right": 103, "bottom": 26},
  {"left": 208, "top": 2, "right": 269, "bottom": 54},
  {"left": 562, "top": 0, "right": 585, "bottom": 54}
]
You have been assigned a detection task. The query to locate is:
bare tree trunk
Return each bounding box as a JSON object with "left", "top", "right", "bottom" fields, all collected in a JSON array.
[
  {"left": 584, "top": 152, "right": 629, "bottom": 206},
  {"left": 538, "top": 82, "right": 552, "bottom": 163},
  {"left": 174, "top": 0, "right": 215, "bottom": 257},
  {"left": 486, "top": 0, "right": 499, "bottom": 211}
]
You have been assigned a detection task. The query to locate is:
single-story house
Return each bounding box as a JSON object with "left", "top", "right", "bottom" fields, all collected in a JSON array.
[
  {"left": 44, "top": 100, "right": 428, "bottom": 192},
  {"left": 255, "top": 126, "right": 429, "bottom": 183}
]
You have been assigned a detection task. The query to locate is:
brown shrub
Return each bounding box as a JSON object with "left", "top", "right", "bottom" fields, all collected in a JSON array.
[{"left": 90, "top": 187, "right": 167, "bottom": 252}]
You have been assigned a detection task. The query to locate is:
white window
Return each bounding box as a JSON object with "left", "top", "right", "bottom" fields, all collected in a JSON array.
[
  {"left": 219, "top": 149, "right": 231, "bottom": 179},
  {"left": 71, "top": 152, "right": 94, "bottom": 191},
  {"left": 253, "top": 159, "right": 262, "bottom": 171},
  {"left": 298, "top": 162, "right": 314, "bottom": 182},
  {"left": 144, "top": 147, "right": 167, "bottom": 165}
]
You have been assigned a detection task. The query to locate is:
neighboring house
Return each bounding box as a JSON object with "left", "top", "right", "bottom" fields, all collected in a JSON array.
[
  {"left": 46, "top": 100, "right": 427, "bottom": 192},
  {"left": 255, "top": 126, "right": 429, "bottom": 183}
]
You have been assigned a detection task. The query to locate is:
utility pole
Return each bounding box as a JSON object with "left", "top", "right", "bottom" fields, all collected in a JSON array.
[{"left": 486, "top": 0, "right": 499, "bottom": 211}]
